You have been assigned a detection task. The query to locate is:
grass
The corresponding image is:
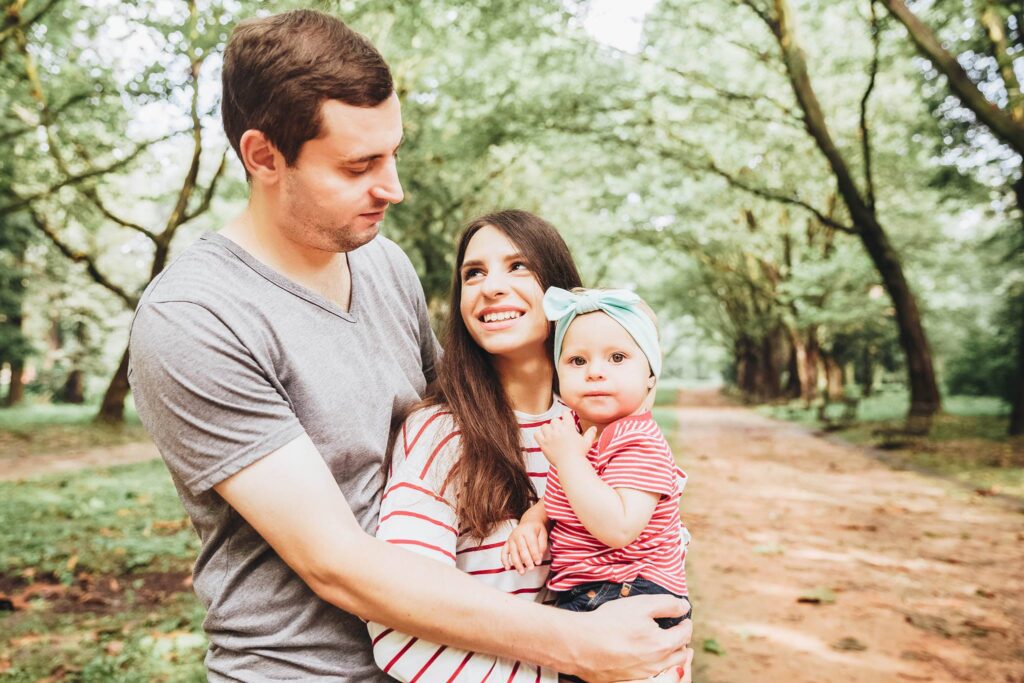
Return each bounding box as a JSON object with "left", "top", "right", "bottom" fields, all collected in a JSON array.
[
  {"left": 0, "top": 460, "right": 198, "bottom": 579},
  {"left": 0, "top": 402, "right": 148, "bottom": 459},
  {"left": 0, "top": 591, "right": 206, "bottom": 682},
  {"left": 758, "top": 390, "right": 1024, "bottom": 498},
  {"left": 0, "top": 459, "right": 205, "bottom": 681}
]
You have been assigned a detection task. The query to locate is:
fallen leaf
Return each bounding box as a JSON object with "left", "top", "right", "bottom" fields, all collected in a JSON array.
[
  {"left": 702, "top": 638, "right": 725, "bottom": 656},
  {"left": 798, "top": 587, "right": 836, "bottom": 604},
  {"left": 832, "top": 637, "right": 867, "bottom": 652},
  {"left": 66, "top": 554, "right": 79, "bottom": 572}
]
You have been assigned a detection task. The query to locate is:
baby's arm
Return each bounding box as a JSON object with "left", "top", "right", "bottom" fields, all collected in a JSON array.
[
  {"left": 536, "top": 415, "right": 659, "bottom": 549},
  {"left": 553, "top": 454, "right": 659, "bottom": 549},
  {"left": 502, "top": 500, "right": 550, "bottom": 574}
]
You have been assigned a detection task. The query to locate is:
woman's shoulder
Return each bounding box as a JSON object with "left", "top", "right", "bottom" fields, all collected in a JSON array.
[{"left": 392, "top": 404, "right": 462, "bottom": 483}]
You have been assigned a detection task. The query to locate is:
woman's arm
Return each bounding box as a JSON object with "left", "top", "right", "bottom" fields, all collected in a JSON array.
[{"left": 370, "top": 471, "right": 550, "bottom": 682}]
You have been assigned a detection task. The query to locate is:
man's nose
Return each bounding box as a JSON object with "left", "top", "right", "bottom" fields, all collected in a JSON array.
[{"left": 371, "top": 157, "right": 404, "bottom": 204}]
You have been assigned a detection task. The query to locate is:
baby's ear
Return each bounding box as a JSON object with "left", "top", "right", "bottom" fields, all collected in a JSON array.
[{"left": 647, "top": 375, "right": 657, "bottom": 389}]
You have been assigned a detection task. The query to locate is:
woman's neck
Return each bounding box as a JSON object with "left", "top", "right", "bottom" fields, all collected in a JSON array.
[{"left": 494, "top": 352, "right": 554, "bottom": 415}]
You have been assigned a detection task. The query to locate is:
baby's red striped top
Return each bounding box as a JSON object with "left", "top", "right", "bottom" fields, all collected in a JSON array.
[{"left": 544, "top": 411, "right": 688, "bottom": 596}]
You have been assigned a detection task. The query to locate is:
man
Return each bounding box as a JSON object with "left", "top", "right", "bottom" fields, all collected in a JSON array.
[{"left": 128, "top": 9, "right": 691, "bottom": 681}]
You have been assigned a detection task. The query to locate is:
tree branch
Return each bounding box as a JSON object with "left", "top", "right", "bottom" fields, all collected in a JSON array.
[
  {"left": 980, "top": 3, "right": 1023, "bottom": 122},
  {"left": 860, "top": 0, "right": 881, "bottom": 212},
  {"left": 27, "top": 207, "right": 138, "bottom": 308},
  {"left": 705, "top": 160, "right": 857, "bottom": 234},
  {"left": 161, "top": 0, "right": 205, "bottom": 238},
  {"left": 0, "top": 0, "right": 63, "bottom": 49},
  {"left": 878, "top": 0, "right": 1024, "bottom": 156},
  {"left": 182, "top": 149, "right": 228, "bottom": 223},
  {"left": 0, "top": 132, "right": 177, "bottom": 217}
]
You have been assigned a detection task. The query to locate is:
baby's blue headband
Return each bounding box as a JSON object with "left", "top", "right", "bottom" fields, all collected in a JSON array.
[{"left": 543, "top": 287, "right": 661, "bottom": 378}]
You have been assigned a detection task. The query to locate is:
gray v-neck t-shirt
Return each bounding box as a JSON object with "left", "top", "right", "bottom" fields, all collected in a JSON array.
[{"left": 128, "top": 232, "right": 439, "bottom": 681}]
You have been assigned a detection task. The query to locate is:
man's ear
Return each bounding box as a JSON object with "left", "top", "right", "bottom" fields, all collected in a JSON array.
[{"left": 239, "top": 129, "right": 283, "bottom": 185}]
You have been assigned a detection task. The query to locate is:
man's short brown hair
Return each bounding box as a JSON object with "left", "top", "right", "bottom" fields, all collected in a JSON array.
[{"left": 221, "top": 9, "right": 393, "bottom": 168}]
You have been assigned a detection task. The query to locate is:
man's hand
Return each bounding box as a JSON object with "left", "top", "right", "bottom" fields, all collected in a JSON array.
[
  {"left": 567, "top": 595, "right": 692, "bottom": 682},
  {"left": 535, "top": 414, "right": 596, "bottom": 468},
  {"left": 501, "top": 519, "right": 548, "bottom": 574}
]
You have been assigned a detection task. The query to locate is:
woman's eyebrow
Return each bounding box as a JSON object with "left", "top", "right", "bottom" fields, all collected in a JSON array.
[{"left": 460, "top": 253, "right": 526, "bottom": 270}]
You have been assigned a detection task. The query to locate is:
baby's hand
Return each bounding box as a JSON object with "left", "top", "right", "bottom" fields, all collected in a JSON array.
[
  {"left": 501, "top": 520, "right": 549, "bottom": 574},
  {"left": 535, "top": 414, "right": 596, "bottom": 467}
]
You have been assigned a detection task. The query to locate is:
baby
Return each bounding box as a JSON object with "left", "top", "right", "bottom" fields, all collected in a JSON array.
[{"left": 502, "top": 286, "right": 690, "bottom": 632}]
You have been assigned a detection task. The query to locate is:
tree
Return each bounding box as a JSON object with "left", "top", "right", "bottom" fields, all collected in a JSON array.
[
  {"left": 878, "top": 0, "right": 1024, "bottom": 434},
  {"left": 1, "top": 0, "right": 237, "bottom": 422}
]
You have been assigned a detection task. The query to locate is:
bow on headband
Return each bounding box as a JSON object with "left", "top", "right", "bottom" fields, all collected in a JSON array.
[{"left": 543, "top": 287, "right": 661, "bottom": 378}]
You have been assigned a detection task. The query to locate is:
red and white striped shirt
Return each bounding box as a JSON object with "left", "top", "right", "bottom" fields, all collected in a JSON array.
[
  {"left": 368, "top": 401, "right": 564, "bottom": 683},
  {"left": 545, "top": 412, "right": 688, "bottom": 596}
]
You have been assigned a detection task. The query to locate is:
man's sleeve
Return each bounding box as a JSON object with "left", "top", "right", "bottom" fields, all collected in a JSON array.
[{"left": 128, "top": 300, "right": 304, "bottom": 495}]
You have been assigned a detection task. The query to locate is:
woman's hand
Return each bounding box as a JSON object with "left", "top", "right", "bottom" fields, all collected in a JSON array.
[
  {"left": 501, "top": 519, "right": 548, "bottom": 573},
  {"left": 536, "top": 414, "right": 596, "bottom": 468}
]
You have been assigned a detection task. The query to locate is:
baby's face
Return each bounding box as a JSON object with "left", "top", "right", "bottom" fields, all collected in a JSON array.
[{"left": 557, "top": 312, "right": 654, "bottom": 426}]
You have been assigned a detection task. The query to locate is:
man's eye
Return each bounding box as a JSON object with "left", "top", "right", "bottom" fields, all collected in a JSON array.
[
  {"left": 346, "top": 164, "right": 371, "bottom": 175},
  {"left": 611, "top": 353, "right": 626, "bottom": 363}
]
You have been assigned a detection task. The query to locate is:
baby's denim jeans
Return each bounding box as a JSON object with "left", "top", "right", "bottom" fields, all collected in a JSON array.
[{"left": 553, "top": 576, "right": 692, "bottom": 629}]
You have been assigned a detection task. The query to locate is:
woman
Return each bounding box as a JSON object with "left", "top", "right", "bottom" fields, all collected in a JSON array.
[{"left": 368, "top": 211, "right": 690, "bottom": 681}]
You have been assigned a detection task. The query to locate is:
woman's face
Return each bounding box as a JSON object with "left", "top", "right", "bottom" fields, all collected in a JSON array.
[{"left": 459, "top": 225, "right": 549, "bottom": 360}]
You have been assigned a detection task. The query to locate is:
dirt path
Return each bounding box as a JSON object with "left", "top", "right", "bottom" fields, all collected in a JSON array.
[
  {"left": 679, "top": 391, "right": 1024, "bottom": 683},
  {"left": 0, "top": 440, "right": 159, "bottom": 482}
]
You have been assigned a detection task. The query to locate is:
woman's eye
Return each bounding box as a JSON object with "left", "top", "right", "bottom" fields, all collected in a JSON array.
[
  {"left": 510, "top": 261, "right": 529, "bottom": 272},
  {"left": 463, "top": 268, "right": 484, "bottom": 281},
  {"left": 611, "top": 353, "right": 626, "bottom": 363}
]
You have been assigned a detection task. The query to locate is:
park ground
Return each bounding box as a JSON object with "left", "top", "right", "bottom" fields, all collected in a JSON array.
[{"left": 1, "top": 392, "right": 1022, "bottom": 682}]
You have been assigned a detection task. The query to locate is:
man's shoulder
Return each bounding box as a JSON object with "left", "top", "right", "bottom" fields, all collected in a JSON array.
[{"left": 139, "top": 234, "right": 245, "bottom": 309}]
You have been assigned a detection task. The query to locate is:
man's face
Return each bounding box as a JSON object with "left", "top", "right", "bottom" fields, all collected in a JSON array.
[{"left": 279, "top": 93, "right": 404, "bottom": 253}]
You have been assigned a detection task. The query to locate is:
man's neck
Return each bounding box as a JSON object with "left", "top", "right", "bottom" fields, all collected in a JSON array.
[
  {"left": 495, "top": 351, "right": 554, "bottom": 415},
  {"left": 222, "top": 204, "right": 352, "bottom": 310}
]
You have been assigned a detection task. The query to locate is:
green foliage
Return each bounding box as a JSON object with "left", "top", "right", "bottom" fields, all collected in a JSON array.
[
  {"left": 0, "top": 593, "right": 206, "bottom": 683},
  {"left": 0, "top": 460, "right": 198, "bottom": 578}
]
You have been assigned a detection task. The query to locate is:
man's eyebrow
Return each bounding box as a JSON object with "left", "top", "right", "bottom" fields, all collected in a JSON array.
[{"left": 339, "top": 135, "right": 405, "bottom": 165}]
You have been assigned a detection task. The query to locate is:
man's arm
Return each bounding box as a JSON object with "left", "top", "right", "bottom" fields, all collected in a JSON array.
[{"left": 215, "top": 434, "right": 691, "bottom": 682}]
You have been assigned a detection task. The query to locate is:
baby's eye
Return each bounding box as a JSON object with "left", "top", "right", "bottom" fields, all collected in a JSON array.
[
  {"left": 568, "top": 356, "right": 586, "bottom": 366},
  {"left": 610, "top": 352, "right": 626, "bottom": 363}
]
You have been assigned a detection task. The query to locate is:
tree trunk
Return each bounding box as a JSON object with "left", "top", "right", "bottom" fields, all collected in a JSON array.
[
  {"left": 95, "top": 344, "right": 130, "bottom": 424},
  {"left": 857, "top": 345, "right": 875, "bottom": 398},
  {"left": 93, "top": 243, "right": 169, "bottom": 424},
  {"left": 789, "top": 326, "right": 820, "bottom": 405},
  {"left": 771, "top": 0, "right": 941, "bottom": 421},
  {"left": 59, "top": 369, "right": 86, "bottom": 404},
  {"left": 1011, "top": 303, "right": 1024, "bottom": 436},
  {"left": 5, "top": 360, "right": 25, "bottom": 406},
  {"left": 822, "top": 352, "right": 845, "bottom": 402},
  {"left": 784, "top": 338, "right": 802, "bottom": 399}
]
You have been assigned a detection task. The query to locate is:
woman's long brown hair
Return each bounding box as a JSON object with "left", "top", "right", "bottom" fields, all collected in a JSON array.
[{"left": 425, "top": 210, "right": 582, "bottom": 540}]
